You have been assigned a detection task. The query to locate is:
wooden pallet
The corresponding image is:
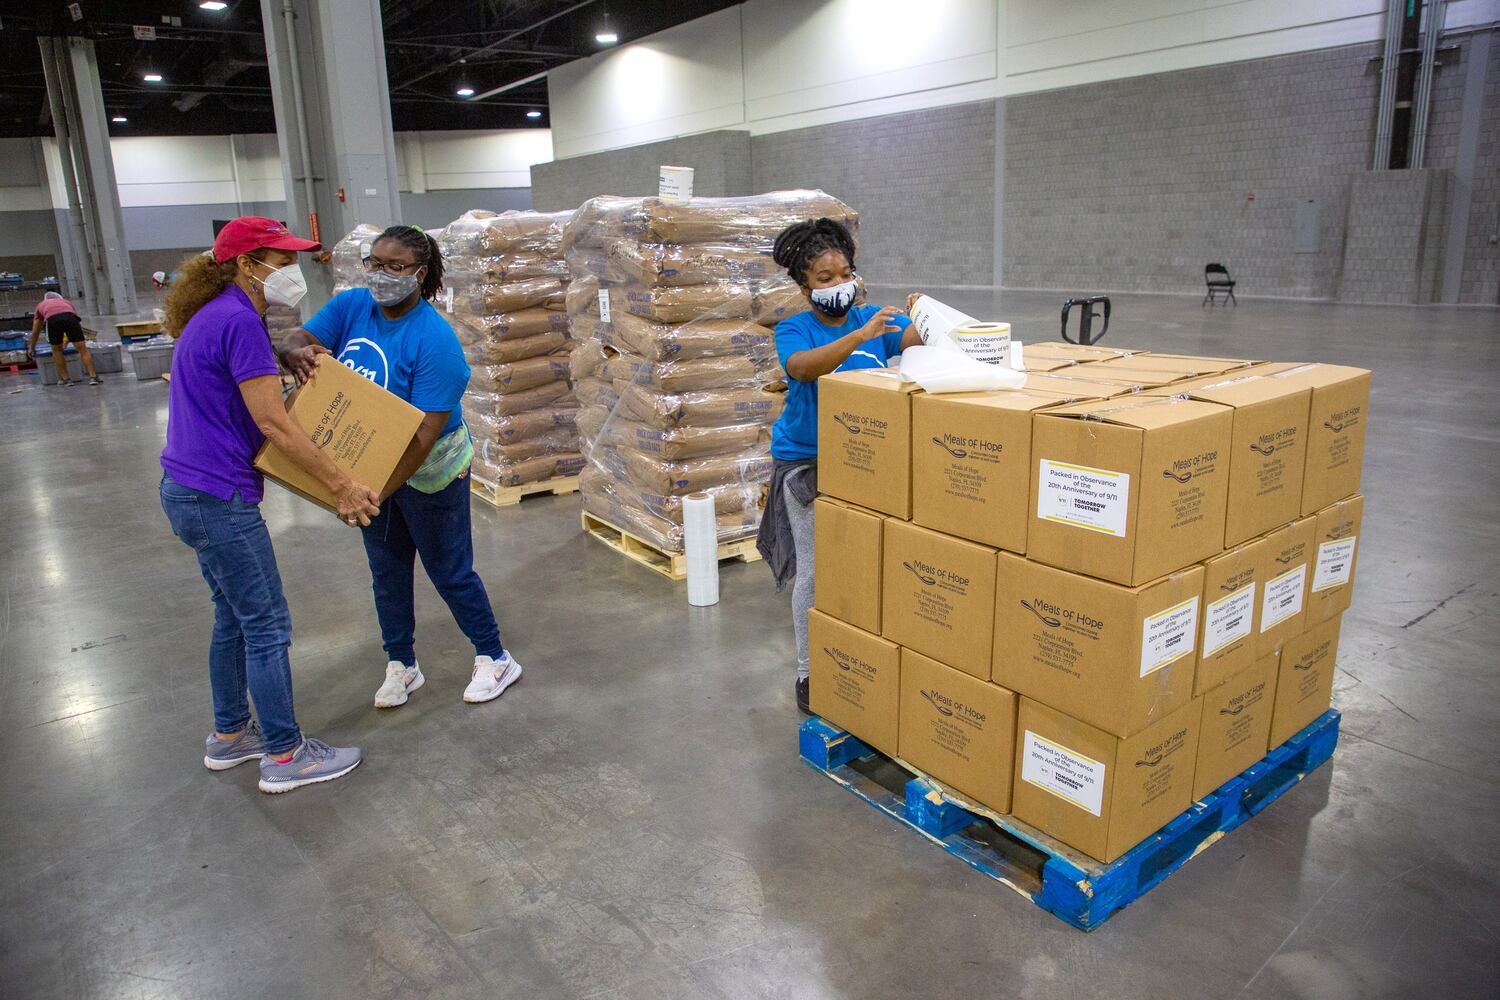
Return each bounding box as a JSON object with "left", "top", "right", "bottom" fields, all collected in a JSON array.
[
  {"left": 470, "top": 473, "right": 580, "bottom": 508},
  {"left": 580, "top": 509, "right": 761, "bottom": 581},
  {"left": 799, "top": 708, "right": 1340, "bottom": 930}
]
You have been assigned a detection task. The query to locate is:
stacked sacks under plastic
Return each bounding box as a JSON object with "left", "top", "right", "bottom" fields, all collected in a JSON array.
[
  {"left": 563, "top": 190, "right": 859, "bottom": 553},
  {"left": 329, "top": 223, "right": 383, "bottom": 294},
  {"left": 440, "top": 209, "right": 584, "bottom": 489}
]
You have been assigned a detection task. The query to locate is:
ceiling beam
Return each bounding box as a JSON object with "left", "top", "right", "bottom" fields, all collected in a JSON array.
[{"left": 390, "top": 0, "right": 597, "bottom": 94}]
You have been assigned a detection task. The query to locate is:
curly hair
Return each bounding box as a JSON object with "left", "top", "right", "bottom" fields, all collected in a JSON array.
[
  {"left": 771, "top": 217, "right": 857, "bottom": 287},
  {"left": 161, "top": 250, "right": 266, "bottom": 336},
  {"left": 374, "top": 225, "right": 444, "bottom": 301}
]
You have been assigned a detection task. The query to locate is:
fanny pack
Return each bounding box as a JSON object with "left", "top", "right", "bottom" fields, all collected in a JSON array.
[{"left": 407, "top": 423, "right": 474, "bottom": 494}]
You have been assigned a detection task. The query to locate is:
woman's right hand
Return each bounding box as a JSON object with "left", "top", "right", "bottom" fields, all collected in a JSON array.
[
  {"left": 333, "top": 478, "right": 382, "bottom": 527},
  {"left": 856, "top": 306, "right": 902, "bottom": 340},
  {"left": 284, "top": 343, "right": 331, "bottom": 385}
]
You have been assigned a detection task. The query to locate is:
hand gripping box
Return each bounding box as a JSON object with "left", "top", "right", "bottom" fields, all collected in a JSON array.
[
  {"left": 1268, "top": 614, "right": 1342, "bottom": 749},
  {"left": 1028, "top": 396, "right": 1234, "bottom": 587},
  {"left": 1196, "top": 536, "right": 1270, "bottom": 695},
  {"left": 254, "top": 354, "right": 424, "bottom": 512},
  {"left": 898, "top": 648, "right": 1018, "bottom": 813},
  {"left": 812, "top": 497, "right": 884, "bottom": 634},
  {"left": 1013, "top": 696, "right": 1201, "bottom": 864},
  {"left": 1193, "top": 651, "right": 1280, "bottom": 800},
  {"left": 993, "top": 553, "right": 1202, "bottom": 738},
  {"left": 808, "top": 610, "right": 901, "bottom": 757},
  {"left": 817, "top": 370, "right": 921, "bottom": 518},
  {"left": 1257, "top": 517, "right": 1317, "bottom": 658},
  {"left": 882, "top": 520, "right": 999, "bottom": 680},
  {"left": 1252, "top": 363, "right": 1371, "bottom": 515},
  {"left": 1307, "top": 494, "right": 1362, "bottom": 626},
  {"left": 910, "top": 390, "right": 1065, "bottom": 553}
]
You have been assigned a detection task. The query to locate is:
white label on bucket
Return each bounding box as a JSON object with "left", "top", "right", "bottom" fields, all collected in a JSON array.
[
  {"left": 952, "top": 323, "right": 1012, "bottom": 366},
  {"left": 1141, "top": 596, "right": 1199, "bottom": 677},
  {"left": 1202, "top": 583, "right": 1255, "bottom": 657},
  {"left": 1022, "top": 731, "right": 1105, "bottom": 816},
  {"left": 597, "top": 288, "right": 612, "bottom": 324},
  {"left": 1311, "top": 536, "right": 1357, "bottom": 592},
  {"left": 658, "top": 165, "right": 694, "bottom": 202},
  {"left": 444, "top": 287, "right": 454, "bottom": 314},
  {"left": 1260, "top": 565, "right": 1307, "bottom": 631},
  {"left": 1037, "top": 460, "right": 1130, "bottom": 537}
]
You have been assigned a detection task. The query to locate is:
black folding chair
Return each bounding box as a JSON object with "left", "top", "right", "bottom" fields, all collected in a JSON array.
[{"left": 1203, "top": 263, "right": 1236, "bottom": 307}]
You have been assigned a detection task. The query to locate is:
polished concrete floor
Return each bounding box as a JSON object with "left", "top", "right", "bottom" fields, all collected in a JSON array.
[{"left": 1, "top": 290, "right": 1497, "bottom": 1000}]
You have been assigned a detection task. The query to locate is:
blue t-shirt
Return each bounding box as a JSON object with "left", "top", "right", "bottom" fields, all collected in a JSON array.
[
  {"left": 770, "top": 304, "right": 912, "bottom": 460},
  {"left": 304, "top": 288, "right": 470, "bottom": 436}
]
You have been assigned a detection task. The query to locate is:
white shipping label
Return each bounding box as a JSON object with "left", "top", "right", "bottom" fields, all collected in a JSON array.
[
  {"left": 1202, "top": 584, "right": 1256, "bottom": 657},
  {"left": 597, "top": 288, "right": 612, "bottom": 324},
  {"left": 1037, "top": 460, "right": 1130, "bottom": 537},
  {"left": 444, "top": 286, "right": 455, "bottom": 314},
  {"left": 1021, "top": 731, "right": 1106, "bottom": 817},
  {"left": 1260, "top": 565, "right": 1307, "bottom": 631},
  {"left": 1140, "top": 596, "right": 1199, "bottom": 677},
  {"left": 1311, "top": 536, "right": 1357, "bottom": 592}
]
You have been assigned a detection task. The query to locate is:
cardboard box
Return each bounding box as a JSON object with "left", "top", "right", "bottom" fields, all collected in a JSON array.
[
  {"left": 1268, "top": 614, "right": 1342, "bottom": 749},
  {"left": 817, "top": 370, "right": 921, "bottom": 518},
  {"left": 1148, "top": 371, "right": 1313, "bottom": 547},
  {"left": 911, "top": 391, "right": 1063, "bottom": 553},
  {"left": 1019, "top": 354, "right": 1083, "bottom": 373},
  {"left": 882, "top": 519, "right": 999, "bottom": 680},
  {"left": 1193, "top": 652, "right": 1279, "bottom": 799},
  {"left": 1019, "top": 372, "right": 1122, "bottom": 400},
  {"left": 812, "top": 497, "right": 884, "bottom": 634},
  {"left": 1253, "top": 363, "right": 1371, "bottom": 515},
  {"left": 993, "top": 553, "right": 1202, "bottom": 737},
  {"left": 808, "top": 610, "right": 901, "bottom": 757},
  {"left": 1307, "top": 494, "right": 1363, "bottom": 626},
  {"left": 1097, "top": 354, "right": 1253, "bottom": 378},
  {"left": 1025, "top": 343, "right": 1149, "bottom": 363},
  {"left": 1257, "top": 516, "right": 1316, "bottom": 657},
  {"left": 898, "top": 648, "right": 1019, "bottom": 813},
  {"left": 1013, "top": 696, "right": 1201, "bottom": 863},
  {"left": 1060, "top": 367, "right": 1184, "bottom": 392},
  {"left": 1196, "top": 537, "right": 1269, "bottom": 695},
  {"left": 253, "top": 355, "right": 423, "bottom": 511},
  {"left": 1028, "top": 396, "right": 1234, "bottom": 586}
]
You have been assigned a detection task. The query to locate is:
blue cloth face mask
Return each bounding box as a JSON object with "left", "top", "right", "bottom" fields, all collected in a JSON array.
[
  {"left": 809, "top": 279, "right": 858, "bottom": 319},
  {"left": 367, "top": 270, "right": 420, "bottom": 307}
]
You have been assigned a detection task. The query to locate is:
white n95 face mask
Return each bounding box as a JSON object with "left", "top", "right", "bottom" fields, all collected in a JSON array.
[{"left": 259, "top": 261, "right": 308, "bottom": 309}]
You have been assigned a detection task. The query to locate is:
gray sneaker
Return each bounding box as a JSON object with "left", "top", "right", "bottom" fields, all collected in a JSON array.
[
  {"left": 203, "top": 721, "right": 266, "bottom": 771},
  {"left": 257, "top": 738, "right": 362, "bottom": 794}
]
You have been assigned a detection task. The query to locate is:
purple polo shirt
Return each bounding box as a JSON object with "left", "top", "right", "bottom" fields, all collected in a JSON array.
[{"left": 160, "top": 284, "right": 280, "bottom": 502}]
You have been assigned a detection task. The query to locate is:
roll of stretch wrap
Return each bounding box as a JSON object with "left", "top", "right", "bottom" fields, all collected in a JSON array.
[{"left": 683, "top": 492, "right": 719, "bottom": 606}]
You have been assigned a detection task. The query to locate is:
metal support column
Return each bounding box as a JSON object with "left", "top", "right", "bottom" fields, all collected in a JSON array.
[
  {"left": 37, "top": 36, "right": 100, "bottom": 306},
  {"left": 1408, "top": 0, "right": 1447, "bottom": 168},
  {"left": 261, "top": 0, "right": 403, "bottom": 311},
  {"left": 1372, "top": 0, "right": 1404, "bottom": 169},
  {"left": 62, "top": 37, "right": 136, "bottom": 316}
]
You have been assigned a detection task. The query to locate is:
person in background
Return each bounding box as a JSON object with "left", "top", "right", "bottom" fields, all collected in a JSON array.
[
  {"left": 28, "top": 291, "right": 101, "bottom": 386},
  {"left": 756, "top": 218, "right": 924, "bottom": 714},
  {"left": 278, "top": 225, "right": 522, "bottom": 711},
  {"left": 160, "top": 216, "right": 378, "bottom": 794}
]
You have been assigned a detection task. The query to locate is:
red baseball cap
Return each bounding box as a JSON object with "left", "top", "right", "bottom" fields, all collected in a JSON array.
[{"left": 213, "top": 216, "right": 322, "bottom": 262}]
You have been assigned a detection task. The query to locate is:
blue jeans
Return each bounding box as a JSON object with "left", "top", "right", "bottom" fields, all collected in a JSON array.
[
  {"left": 160, "top": 474, "right": 302, "bottom": 754},
  {"left": 359, "top": 472, "right": 503, "bottom": 666}
]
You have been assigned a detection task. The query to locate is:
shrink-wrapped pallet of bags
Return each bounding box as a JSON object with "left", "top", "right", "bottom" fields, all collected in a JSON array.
[
  {"left": 440, "top": 209, "right": 584, "bottom": 490},
  {"left": 564, "top": 190, "right": 858, "bottom": 553}
]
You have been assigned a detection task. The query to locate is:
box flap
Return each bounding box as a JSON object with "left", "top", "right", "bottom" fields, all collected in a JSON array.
[
  {"left": 1150, "top": 370, "right": 1312, "bottom": 406},
  {"left": 1251, "top": 362, "right": 1372, "bottom": 387},
  {"left": 1040, "top": 395, "right": 1229, "bottom": 429},
  {"left": 921, "top": 389, "right": 1069, "bottom": 413},
  {"left": 821, "top": 369, "right": 922, "bottom": 394}
]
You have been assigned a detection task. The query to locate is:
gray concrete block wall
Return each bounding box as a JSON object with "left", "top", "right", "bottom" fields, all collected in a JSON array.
[
  {"left": 1460, "top": 36, "right": 1500, "bottom": 305},
  {"left": 529, "top": 132, "right": 753, "bottom": 211},
  {"left": 750, "top": 102, "right": 997, "bottom": 288},
  {"left": 1003, "top": 43, "right": 1386, "bottom": 299},
  {"left": 1338, "top": 169, "right": 1447, "bottom": 303}
]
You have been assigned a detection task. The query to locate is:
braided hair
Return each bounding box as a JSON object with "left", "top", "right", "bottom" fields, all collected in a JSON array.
[
  {"left": 375, "top": 224, "right": 445, "bottom": 301},
  {"left": 771, "top": 217, "right": 857, "bottom": 288}
]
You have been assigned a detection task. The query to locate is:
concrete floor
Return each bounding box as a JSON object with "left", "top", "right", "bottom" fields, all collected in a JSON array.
[{"left": 1, "top": 290, "right": 1497, "bottom": 1000}]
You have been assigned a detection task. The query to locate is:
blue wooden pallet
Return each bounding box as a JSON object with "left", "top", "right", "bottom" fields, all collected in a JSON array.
[{"left": 799, "top": 708, "right": 1340, "bottom": 930}]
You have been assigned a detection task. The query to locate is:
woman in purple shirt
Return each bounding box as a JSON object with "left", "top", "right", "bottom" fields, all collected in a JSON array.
[{"left": 159, "top": 216, "right": 380, "bottom": 794}]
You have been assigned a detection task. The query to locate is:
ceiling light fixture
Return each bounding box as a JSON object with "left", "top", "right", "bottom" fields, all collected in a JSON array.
[
  {"left": 456, "top": 86, "right": 475, "bottom": 97},
  {"left": 526, "top": 109, "right": 542, "bottom": 119},
  {"left": 594, "top": 31, "right": 618, "bottom": 44},
  {"left": 111, "top": 116, "right": 128, "bottom": 123},
  {"left": 199, "top": 1, "right": 228, "bottom": 10},
  {"left": 143, "top": 72, "right": 163, "bottom": 82}
]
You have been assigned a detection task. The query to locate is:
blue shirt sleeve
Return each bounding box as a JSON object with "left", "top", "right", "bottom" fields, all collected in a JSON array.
[
  {"left": 774, "top": 315, "right": 815, "bottom": 379},
  {"left": 409, "top": 325, "right": 470, "bottom": 416},
  {"left": 303, "top": 289, "right": 357, "bottom": 351},
  {"left": 882, "top": 313, "right": 912, "bottom": 359}
]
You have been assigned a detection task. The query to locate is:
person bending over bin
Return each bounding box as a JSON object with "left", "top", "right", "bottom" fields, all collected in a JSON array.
[{"left": 29, "top": 291, "right": 101, "bottom": 386}]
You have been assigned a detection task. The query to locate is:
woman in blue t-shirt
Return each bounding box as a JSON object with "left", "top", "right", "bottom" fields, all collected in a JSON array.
[
  {"left": 279, "top": 226, "right": 522, "bottom": 712},
  {"left": 757, "top": 218, "right": 923, "bottom": 714}
]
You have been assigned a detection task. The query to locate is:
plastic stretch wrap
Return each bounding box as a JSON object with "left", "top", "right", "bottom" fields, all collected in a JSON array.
[
  {"left": 470, "top": 354, "right": 571, "bottom": 395},
  {"left": 473, "top": 452, "right": 586, "bottom": 489},
  {"left": 464, "top": 405, "right": 579, "bottom": 447},
  {"left": 331, "top": 223, "right": 383, "bottom": 292},
  {"left": 443, "top": 277, "right": 564, "bottom": 316},
  {"left": 475, "top": 426, "right": 579, "bottom": 465},
  {"left": 565, "top": 190, "right": 856, "bottom": 546},
  {"left": 454, "top": 309, "right": 571, "bottom": 343},
  {"left": 441, "top": 208, "right": 571, "bottom": 258}
]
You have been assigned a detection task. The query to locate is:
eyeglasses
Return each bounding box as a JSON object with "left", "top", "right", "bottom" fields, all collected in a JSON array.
[{"left": 363, "top": 257, "right": 424, "bottom": 276}]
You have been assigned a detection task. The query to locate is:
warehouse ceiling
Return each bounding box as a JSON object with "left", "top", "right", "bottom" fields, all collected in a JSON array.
[{"left": 0, "top": 0, "right": 741, "bottom": 139}]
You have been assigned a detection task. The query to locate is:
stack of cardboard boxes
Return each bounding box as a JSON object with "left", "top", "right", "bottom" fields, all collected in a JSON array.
[{"left": 811, "top": 354, "right": 1369, "bottom": 863}]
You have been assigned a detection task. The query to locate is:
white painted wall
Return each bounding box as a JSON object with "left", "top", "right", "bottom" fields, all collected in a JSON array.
[
  {"left": 0, "top": 139, "right": 54, "bottom": 212},
  {"left": 545, "top": 0, "right": 1499, "bottom": 154},
  {"left": 397, "top": 129, "right": 553, "bottom": 192}
]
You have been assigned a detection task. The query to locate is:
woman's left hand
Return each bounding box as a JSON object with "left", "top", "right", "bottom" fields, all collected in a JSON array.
[{"left": 906, "top": 292, "right": 926, "bottom": 313}]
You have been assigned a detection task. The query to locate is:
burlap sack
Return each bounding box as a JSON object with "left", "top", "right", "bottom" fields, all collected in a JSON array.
[
  {"left": 580, "top": 487, "right": 760, "bottom": 553},
  {"left": 473, "top": 209, "right": 573, "bottom": 256},
  {"left": 463, "top": 331, "right": 569, "bottom": 365},
  {"left": 475, "top": 426, "right": 578, "bottom": 464},
  {"left": 474, "top": 253, "right": 569, "bottom": 282},
  {"left": 565, "top": 274, "right": 602, "bottom": 316},
  {"left": 615, "top": 382, "right": 784, "bottom": 430},
  {"left": 573, "top": 377, "right": 620, "bottom": 412},
  {"left": 609, "top": 312, "right": 774, "bottom": 363},
  {"left": 478, "top": 277, "right": 566, "bottom": 315},
  {"left": 473, "top": 451, "right": 586, "bottom": 488},
  {"left": 579, "top": 468, "right": 760, "bottom": 522},
  {"left": 635, "top": 191, "right": 859, "bottom": 245},
  {"left": 579, "top": 406, "right": 767, "bottom": 461},
  {"left": 485, "top": 380, "right": 576, "bottom": 416}
]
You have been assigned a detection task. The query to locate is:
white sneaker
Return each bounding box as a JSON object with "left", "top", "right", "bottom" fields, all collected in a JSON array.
[
  {"left": 374, "top": 661, "right": 424, "bottom": 708},
  {"left": 463, "top": 653, "right": 522, "bottom": 704}
]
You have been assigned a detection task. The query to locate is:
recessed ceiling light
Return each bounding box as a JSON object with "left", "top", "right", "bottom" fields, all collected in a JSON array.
[
  {"left": 594, "top": 32, "right": 618, "bottom": 44},
  {"left": 456, "top": 86, "right": 475, "bottom": 97},
  {"left": 143, "top": 72, "right": 163, "bottom": 82},
  {"left": 526, "top": 110, "right": 542, "bottom": 119},
  {"left": 111, "top": 116, "right": 128, "bottom": 123},
  {"left": 199, "top": 1, "right": 228, "bottom": 10}
]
